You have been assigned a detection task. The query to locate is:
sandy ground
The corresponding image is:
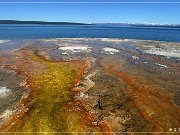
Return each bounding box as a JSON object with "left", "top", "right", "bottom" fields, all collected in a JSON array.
[{"left": 0, "top": 38, "right": 179, "bottom": 134}]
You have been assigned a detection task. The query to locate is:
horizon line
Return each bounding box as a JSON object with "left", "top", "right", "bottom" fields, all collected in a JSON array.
[
  {"left": 0, "top": 2, "right": 180, "bottom": 4},
  {"left": 0, "top": 20, "right": 179, "bottom": 25}
]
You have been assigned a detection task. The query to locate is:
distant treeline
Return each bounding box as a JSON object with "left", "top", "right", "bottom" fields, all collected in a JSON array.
[
  {"left": 0, "top": 20, "right": 179, "bottom": 28},
  {"left": 0, "top": 20, "right": 88, "bottom": 25}
]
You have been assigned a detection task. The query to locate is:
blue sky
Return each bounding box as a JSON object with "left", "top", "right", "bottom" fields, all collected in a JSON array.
[{"left": 0, "top": 0, "right": 179, "bottom": 24}]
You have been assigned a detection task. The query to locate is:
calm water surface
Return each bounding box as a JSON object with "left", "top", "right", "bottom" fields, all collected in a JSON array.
[{"left": 0, "top": 24, "right": 180, "bottom": 42}]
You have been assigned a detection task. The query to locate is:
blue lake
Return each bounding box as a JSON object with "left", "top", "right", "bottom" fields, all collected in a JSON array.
[{"left": 0, "top": 24, "right": 180, "bottom": 42}]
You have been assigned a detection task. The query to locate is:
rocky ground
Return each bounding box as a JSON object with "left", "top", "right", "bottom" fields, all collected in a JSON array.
[{"left": 0, "top": 38, "right": 179, "bottom": 134}]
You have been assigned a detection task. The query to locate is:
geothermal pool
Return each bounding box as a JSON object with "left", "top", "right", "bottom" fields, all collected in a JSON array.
[{"left": 0, "top": 38, "right": 179, "bottom": 134}]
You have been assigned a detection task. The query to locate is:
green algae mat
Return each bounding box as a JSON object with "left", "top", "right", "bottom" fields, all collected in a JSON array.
[{"left": 7, "top": 52, "right": 102, "bottom": 134}]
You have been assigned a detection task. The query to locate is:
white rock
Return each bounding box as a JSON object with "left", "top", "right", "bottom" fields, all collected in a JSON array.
[
  {"left": 132, "top": 55, "right": 139, "bottom": 60},
  {"left": 145, "top": 48, "right": 180, "bottom": 58},
  {"left": 79, "top": 92, "right": 88, "bottom": 99},
  {"left": 0, "top": 86, "right": 10, "bottom": 97},
  {"left": 100, "top": 38, "right": 128, "bottom": 42},
  {"left": 0, "top": 109, "right": 13, "bottom": 119},
  {"left": 155, "top": 63, "right": 168, "bottom": 68},
  {"left": 58, "top": 45, "right": 92, "bottom": 54},
  {"left": 101, "top": 47, "right": 119, "bottom": 55}
]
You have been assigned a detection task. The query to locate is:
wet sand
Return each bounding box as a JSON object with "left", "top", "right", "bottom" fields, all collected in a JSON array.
[{"left": 0, "top": 38, "right": 179, "bottom": 134}]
